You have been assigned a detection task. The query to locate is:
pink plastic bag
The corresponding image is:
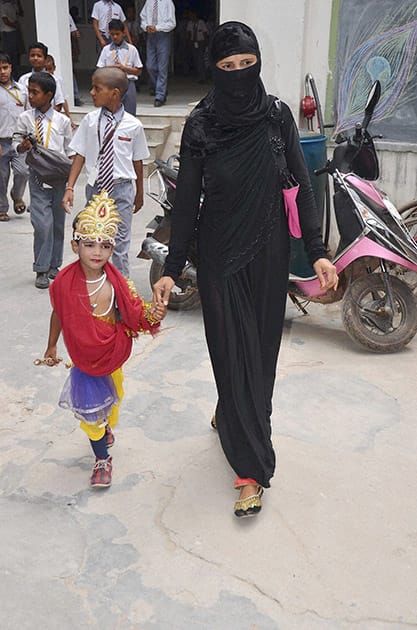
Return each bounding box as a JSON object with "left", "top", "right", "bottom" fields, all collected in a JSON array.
[{"left": 282, "top": 184, "right": 302, "bottom": 238}]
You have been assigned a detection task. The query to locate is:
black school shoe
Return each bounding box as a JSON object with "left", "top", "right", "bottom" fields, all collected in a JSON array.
[
  {"left": 48, "top": 267, "right": 59, "bottom": 280},
  {"left": 35, "top": 272, "right": 49, "bottom": 289}
]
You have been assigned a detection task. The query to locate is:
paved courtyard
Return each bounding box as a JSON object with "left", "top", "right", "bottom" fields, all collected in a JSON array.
[{"left": 1, "top": 175, "right": 417, "bottom": 629}]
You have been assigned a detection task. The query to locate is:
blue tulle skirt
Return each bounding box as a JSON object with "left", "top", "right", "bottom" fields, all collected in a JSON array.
[{"left": 59, "top": 366, "right": 119, "bottom": 424}]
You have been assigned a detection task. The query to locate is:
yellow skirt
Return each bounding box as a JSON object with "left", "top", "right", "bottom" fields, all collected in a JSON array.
[{"left": 79, "top": 368, "right": 124, "bottom": 441}]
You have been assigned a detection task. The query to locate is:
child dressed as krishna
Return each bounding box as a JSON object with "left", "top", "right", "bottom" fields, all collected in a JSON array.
[{"left": 42, "top": 191, "right": 167, "bottom": 488}]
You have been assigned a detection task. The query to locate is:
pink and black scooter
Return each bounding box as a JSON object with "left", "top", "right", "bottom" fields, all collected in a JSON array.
[{"left": 289, "top": 80, "right": 417, "bottom": 352}]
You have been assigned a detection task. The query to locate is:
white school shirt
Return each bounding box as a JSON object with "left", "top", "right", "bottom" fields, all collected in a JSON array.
[
  {"left": 140, "top": 0, "right": 176, "bottom": 32},
  {"left": 18, "top": 70, "right": 66, "bottom": 107},
  {"left": 14, "top": 107, "right": 73, "bottom": 155},
  {"left": 97, "top": 41, "right": 142, "bottom": 81},
  {"left": 69, "top": 108, "right": 150, "bottom": 182},
  {"left": 0, "top": 80, "right": 28, "bottom": 137},
  {"left": 91, "top": 0, "right": 126, "bottom": 37}
]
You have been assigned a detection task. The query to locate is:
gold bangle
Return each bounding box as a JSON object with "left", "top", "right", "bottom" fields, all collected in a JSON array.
[{"left": 143, "top": 302, "right": 160, "bottom": 326}]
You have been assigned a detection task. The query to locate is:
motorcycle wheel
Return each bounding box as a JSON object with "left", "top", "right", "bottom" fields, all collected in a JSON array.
[
  {"left": 342, "top": 275, "right": 417, "bottom": 353},
  {"left": 149, "top": 261, "right": 200, "bottom": 311},
  {"left": 399, "top": 200, "right": 417, "bottom": 239}
]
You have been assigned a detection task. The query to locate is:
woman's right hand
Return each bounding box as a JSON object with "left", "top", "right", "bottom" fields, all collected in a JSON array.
[{"left": 153, "top": 276, "right": 175, "bottom": 307}]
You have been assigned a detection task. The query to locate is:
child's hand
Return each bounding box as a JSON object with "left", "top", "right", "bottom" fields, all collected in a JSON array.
[
  {"left": 17, "top": 137, "right": 32, "bottom": 153},
  {"left": 151, "top": 303, "right": 167, "bottom": 322},
  {"left": 133, "top": 191, "right": 143, "bottom": 213},
  {"left": 43, "top": 346, "right": 62, "bottom": 366},
  {"left": 62, "top": 189, "right": 74, "bottom": 213}
]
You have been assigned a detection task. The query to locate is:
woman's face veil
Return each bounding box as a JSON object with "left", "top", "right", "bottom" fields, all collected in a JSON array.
[{"left": 209, "top": 22, "right": 268, "bottom": 123}]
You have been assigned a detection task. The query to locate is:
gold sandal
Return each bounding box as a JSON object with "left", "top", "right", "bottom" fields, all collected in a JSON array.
[{"left": 234, "top": 484, "right": 263, "bottom": 518}]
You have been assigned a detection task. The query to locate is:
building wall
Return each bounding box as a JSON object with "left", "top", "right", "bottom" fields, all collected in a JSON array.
[
  {"left": 219, "top": 0, "right": 333, "bottom": 132},
  {"left": 220, "top": 0, "right": 417, "bottom": 206}
]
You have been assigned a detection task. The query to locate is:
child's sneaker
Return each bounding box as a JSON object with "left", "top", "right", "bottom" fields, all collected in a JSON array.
[
  {"left": 105, "top": 425, "right": 115, "bottom": 448},
  {"left": 90, "top": 456, "right": 112, "bottom": 488}
]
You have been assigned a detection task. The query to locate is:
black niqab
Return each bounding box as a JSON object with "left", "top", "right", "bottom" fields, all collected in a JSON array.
[{"left": 182, "top": 21, "right": 273, "bottom": 154}]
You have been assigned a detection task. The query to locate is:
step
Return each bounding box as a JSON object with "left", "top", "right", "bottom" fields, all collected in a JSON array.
[{"left": 143, "top": 122, "right": 171, "bottom": 145}]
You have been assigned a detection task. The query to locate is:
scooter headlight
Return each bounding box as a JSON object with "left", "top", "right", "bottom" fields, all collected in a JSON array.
[{"left": 382, "top": 196, "right": 402, "bottom": 221}]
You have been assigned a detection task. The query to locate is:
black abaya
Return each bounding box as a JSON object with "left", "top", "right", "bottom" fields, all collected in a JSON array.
[{"left": 164, "top": 101, "right": 327, "bottom": 488}]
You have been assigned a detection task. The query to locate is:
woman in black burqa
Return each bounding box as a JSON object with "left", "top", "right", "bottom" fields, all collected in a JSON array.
[{"left": 153, "top": 22, "right": 338, "bottom": 517}]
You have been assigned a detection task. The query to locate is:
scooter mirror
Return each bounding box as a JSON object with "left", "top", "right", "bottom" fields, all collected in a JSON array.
[
  {"left": 362, "top": 80, "right": 381, "bottom": 130},
  {"left": 365, "top": 81, "right": 381, "bottom": 114}
]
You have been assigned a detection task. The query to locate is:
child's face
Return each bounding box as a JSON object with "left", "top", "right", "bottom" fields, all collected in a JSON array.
[
  {"left": 90, "top": 78, "right": 119, "bottom": 108},
  {"left": 0, "top": 61, "right": 12, "bottom": 84},
  {"left": 72, "top": 239, "right": 114, "bottom": 274},
  {"left": 28, "top": 82, "right": 52, "bottom": 110},
  {"left": 109, "top": 29, "right": 125, "bottom": 46},
  {"left": 29, "top": 48, "right": 46, "bottom": 71},
  {"left": 45, "top": 59, "right": 55, "bottom": 74}
]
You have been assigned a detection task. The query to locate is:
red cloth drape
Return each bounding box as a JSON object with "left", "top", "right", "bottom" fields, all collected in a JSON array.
[{"left": 50, "top": 261, "right": 157, "bottom": 376}]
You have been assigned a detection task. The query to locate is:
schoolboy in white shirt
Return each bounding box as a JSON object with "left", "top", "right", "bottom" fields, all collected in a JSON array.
[
  {"left": 18, "top": 42, "right": 66, "bottom": 112},
  {"left": 62, "top": 67, "right": 150, "bottom": 278},
  {"left": 91, "top": 0, "right": 131, "bottom": 49},
  {"left": 0, "top": 51, "right": 29, "bottom": 221},
  {"left": 97, "top": 18, "right": 142, "bottom": 116},
  {"left": 15, "top": 72, "right": 73, "bottom": 289}
]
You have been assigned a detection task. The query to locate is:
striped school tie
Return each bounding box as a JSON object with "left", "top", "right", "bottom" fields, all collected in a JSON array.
[
  {"left": 96, "top": 111, "right": 115, "bottom": 195},
  {"left": 152, "top": 0, "right": 158, "bottom": 24},
  {"left": 106, "top": 1, "right": 113, "bottom": 35},
  {"left": 36, "top": 112, "right": 45, "bottom": 145}
]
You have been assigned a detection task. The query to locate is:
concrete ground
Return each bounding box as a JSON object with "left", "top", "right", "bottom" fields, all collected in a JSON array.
[{"left": 1, "top": 173, "right": 417, "bottom": 630}]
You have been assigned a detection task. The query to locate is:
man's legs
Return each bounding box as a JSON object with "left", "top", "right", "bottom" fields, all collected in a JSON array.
[
  {"left": 154, "top": 32, "right": 171, "bottom": 102},
  {"left": 146, "top": 34, "right": 158, "bottom": 94}
]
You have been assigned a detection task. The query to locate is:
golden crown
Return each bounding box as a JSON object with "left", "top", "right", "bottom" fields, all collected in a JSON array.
[{"left": 73, "top": 191, "right": 121, "bottom": 245}]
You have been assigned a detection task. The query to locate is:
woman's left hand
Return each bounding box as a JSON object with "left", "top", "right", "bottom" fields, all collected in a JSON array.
[{"left": 313, "top": 258, "right": 339, "bottom": 291}]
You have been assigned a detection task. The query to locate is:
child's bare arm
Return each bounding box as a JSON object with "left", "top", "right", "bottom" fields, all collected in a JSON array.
[
  {"left": 62, "top": 154, "right": 85, "bottom": 212},
  {"left": 44, "top": 310, "right": 62, "bottom": 365},
  {"left": 93, "top": 18, "right": 106, "bottom": 48},
  {"left": 133, "top": 159, "right": 144, "bottom": 213},
  {"left": 124, "top": 23, "right": 132, "bottom": 44}
]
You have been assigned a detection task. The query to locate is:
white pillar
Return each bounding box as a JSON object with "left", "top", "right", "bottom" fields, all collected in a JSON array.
[{"left": 34, "top": 0, "right": 73, "bottom": 106}]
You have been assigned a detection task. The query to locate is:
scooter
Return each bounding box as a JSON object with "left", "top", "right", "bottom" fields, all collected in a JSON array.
[
  {"left": 289, "top": 80, "right": 417, "bottom": 352},
  {"left": 139, "top": 81, "right": 417, "bottom": 352},
  {"left": 138, "top": 155, "right": 200, "bottom": 310}
]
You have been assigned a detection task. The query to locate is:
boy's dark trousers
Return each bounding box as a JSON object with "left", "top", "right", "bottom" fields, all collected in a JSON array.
[
  {"left": 29, "top": 173, "right": 66, "bottom": 273},
  {"left": 0, "top": 139, "right": 28, "bottom": 214}
]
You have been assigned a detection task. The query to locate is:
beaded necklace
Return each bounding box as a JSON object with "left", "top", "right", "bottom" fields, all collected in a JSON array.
[{"left": 86, "top": 271, "right": 114, "bottom": 315}]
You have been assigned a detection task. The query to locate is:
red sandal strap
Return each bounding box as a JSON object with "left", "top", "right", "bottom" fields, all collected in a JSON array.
[{"left": 234, "top": 476, "right": 258, "bottom": 489}]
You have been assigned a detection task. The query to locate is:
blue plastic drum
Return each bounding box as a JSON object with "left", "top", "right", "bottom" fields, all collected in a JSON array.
[{"left": 289, "top": 133, "right": 327, "bottom": 277}]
